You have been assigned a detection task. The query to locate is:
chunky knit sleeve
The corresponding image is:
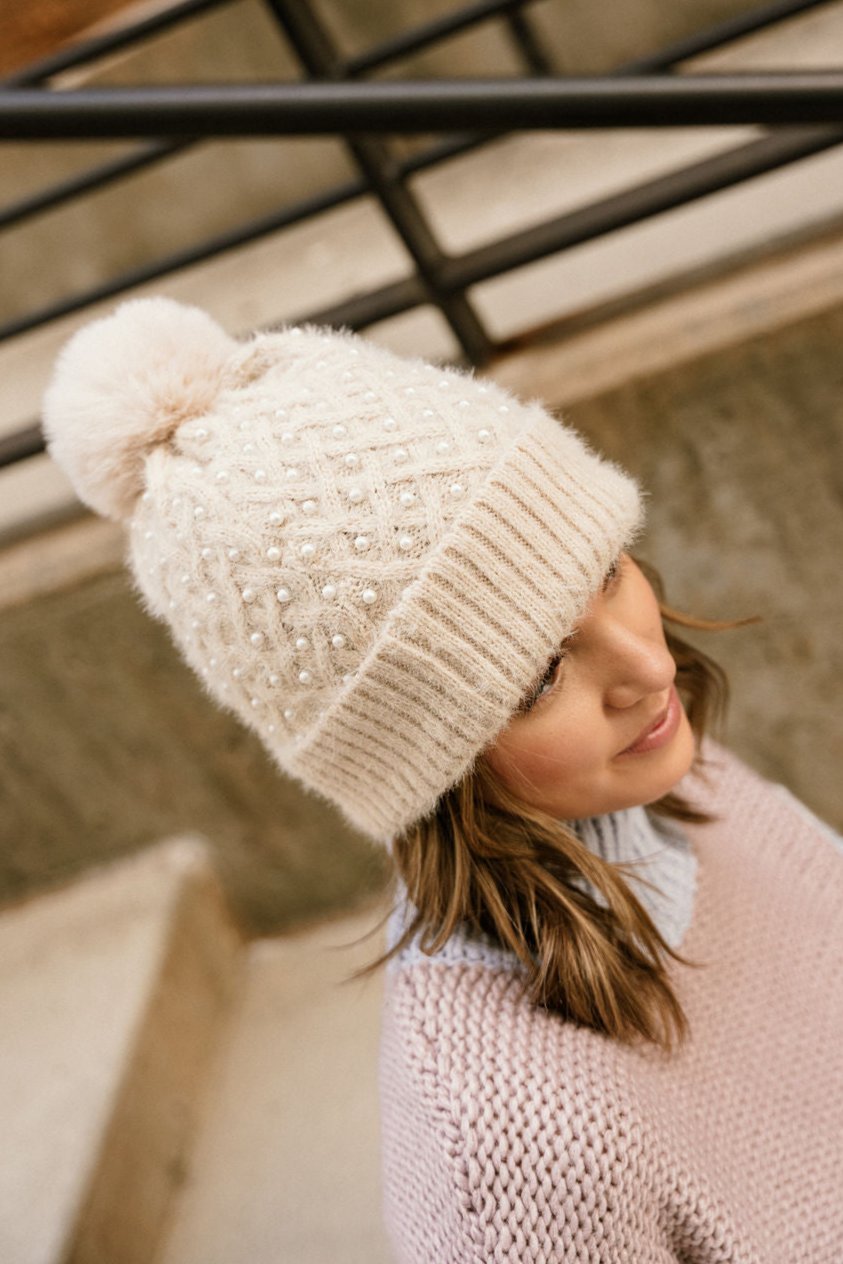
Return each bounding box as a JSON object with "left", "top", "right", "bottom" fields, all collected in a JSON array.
[{"left": 380, "top": 957, "right": 677, "bottom": 1264}]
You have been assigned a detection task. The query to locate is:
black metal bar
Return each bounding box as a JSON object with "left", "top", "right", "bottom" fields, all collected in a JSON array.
[
  {"left": 0, "top": 425, "right": 44, "bottom": 465},
  {"left": 3, "top": 0, "right": 237, "bottom": 87},
  {"left": 4, "top": 76, "right": 843, "bottom": 139},
  {"left": 343, "top": 0, "right": 530, "bottom": 76},
  {"left": 0, "top": 173, "right": 367, "bottom": 343},
  {"left": 273, "top": 275, "right": 426, "bottom": 333},
  {"left": 619, "top": 0, "right": 836, "bottom": 74},
  {"left": 505, "top": 10, "right": 555, "bottom": 76},
  {"left": 0, "top": 139, "right": 193, "bottom": 233},
  {"left": 438, "top": 125, "right": 843, "bottom": 292},
  {"left": 265, "top": 0, "right": 493, "bottom": 363}
]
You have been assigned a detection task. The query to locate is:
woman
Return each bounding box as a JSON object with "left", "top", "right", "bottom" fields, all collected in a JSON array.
[{"left": 43, "top": 297, "right": 843, "bottom": 1262}]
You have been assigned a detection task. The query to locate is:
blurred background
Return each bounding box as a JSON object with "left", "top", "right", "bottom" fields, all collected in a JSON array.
[{"left": 1, "top": 1, "right": 842, "bottom": 1260}]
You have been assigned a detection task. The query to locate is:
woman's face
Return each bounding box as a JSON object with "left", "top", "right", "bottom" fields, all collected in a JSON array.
[{"left": 484, "top": 555, "right": 695, "bottom": 820}]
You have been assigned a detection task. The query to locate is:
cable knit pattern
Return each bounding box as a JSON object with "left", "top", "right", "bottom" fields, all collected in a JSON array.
[
  {"left": 380, "top": 747, "right": 843, "bottom": 1263},
  {"left": 43, "top": 298, "right": 642, "bottom": 843}
]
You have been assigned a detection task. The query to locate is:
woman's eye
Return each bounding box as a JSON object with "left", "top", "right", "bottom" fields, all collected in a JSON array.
[{"left": 519, "top": 651, "right": 566, "bottom": 713}]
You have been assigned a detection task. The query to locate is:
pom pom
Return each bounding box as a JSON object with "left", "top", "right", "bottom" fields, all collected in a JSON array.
[{"left": 42, "top": 297, "right": 238, "bottom": 522}]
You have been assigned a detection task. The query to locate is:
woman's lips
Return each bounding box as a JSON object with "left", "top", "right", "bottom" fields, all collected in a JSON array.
[{"left": 617, "top": 685, "right": 682, "bottom": 756}]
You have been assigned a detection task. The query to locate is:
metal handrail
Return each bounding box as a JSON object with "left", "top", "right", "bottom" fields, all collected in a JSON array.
[{"left": 4, "top": 76, "right": 843, "bottom": 137}]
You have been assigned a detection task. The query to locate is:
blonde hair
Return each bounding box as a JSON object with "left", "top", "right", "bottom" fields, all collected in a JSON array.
[{"left": 378, "top": 562, "right": 747, "bottom": 1054}]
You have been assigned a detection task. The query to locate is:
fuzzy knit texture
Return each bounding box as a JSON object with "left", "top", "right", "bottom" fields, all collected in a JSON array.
[
  {"left": 42, "top": 298, "right": 642, "bottom": 844},
  {"left": 380, "top": 745, "right": 843, "bottom": 1263}
]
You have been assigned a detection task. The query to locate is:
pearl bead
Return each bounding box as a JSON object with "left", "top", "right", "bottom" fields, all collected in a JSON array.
[
  {"left": 344, "top": 453, "right": 359, "bottom": 468},
  {"left": 191, "top": 619, "right": 201, "bottom": 629},
  {"left": 276, "top": 587, "right": 291, "bottom": 603},
  {"left": 280, "top": 432, "right": 294, "bottom": 445},
  {"left": 144, "top": 530, "right": 154, "bottom": 540},
  {"left": 458, "top": 399, "right": 470, "bottom": 409},
  {"left": 243, "top": 442, "right": 255, "bottom": 454},
  {"left": 242, "top": 588, "right": 257, "bottom": 603},
  {"left": 232, "top": 667, "right": 244, "bottom": 679},
  {"left": 254, "top": 469, "right": 267, "bottom": 482},
  {"left": 331, "top": 634, "right": 346, "bottom": 649},
  {"left": 267, "top": 546, "right": 281, "bottom": 561},
  {"left": 267, "top": 723, "right": 276, "bottom": 734},
  {"left": 206, "top": 592, "right": 218, "bottom": 604},
  {"left": 404, "top": 386, "right": 416, "bottom": 396},
  {"left": 499, "top": 404, "right": 510, "bottom": 413},
  {"left": 169, "top": 600, "right": 177, "bottom": 611},
  {"left": 477, "top": 428, "right": 491, "bottom": 443},
  {"left": 283, "top": 708, "right": 294, "bottom": 721},
  {"left": 286, "top": 467, "right": 299, "bottom": 479},
  {"left": 361, "top": 588, "right": 377, "bottom": 604},
  {"left": 383, "top": 417, "right": 397, "bottom": 431},
  {"left": 347, "top": 487, "right": 364, "bottom": 503},
  {"left": 316, "top": 360, "right": 327, "bottom": 370},
  {"left": 438, "top": 380, "right": 450, "bottom": 390},
  {"left": 274, "top": 407, "right": 287, "bottom": 418},
  {"left": 181, "top": 572, "right": 190, "bottom": 585},
  {"left": 364, "top": 390, "right": 376, "bottom": 401},
  {"left": 295, "top": 636, "right": 309, "bottom": 651},
  {"left": 394, "top": 448, "right": 409, "bottom": 463},
  {"left": 201, "top": 547, "right": 212, "bottom": 559},
  {"left": 269, "top": 673, "right": 280, "bottom": 685},
  {"left": 436, "top": 440, "right": 450, "bottom": 454},
  {"left": 342, "top": 371, "right": 353, "bottom": 382},
  {"left": 228, "top": 548, "right": 240, "bottom": 561},
  {"left": 250, "top": 697, "right": 260, "bottom": 708},
  {"left": 209, "top": 657, "right": 217, "bottom": 668},
  {"left": 422, "top": 409, "right": 434, "bottom": 417},
  {"left": 322, "top": 583, "right": 336, "bottom": 599},
  {"left": 215, "top": 470, "right": 229, "bottom": 482},
  {"left": 399, "top": 491, "right": 416, "bottom": 507},
  {"left": 250, "top": 632, "right": 265, "bottom": 647},
  {"left": 299, "top": 543, "right": 315, "bottom": 559},
  {"left": 141, "top": 491, "right": 152, "bottom": 504},
  {"left": 269, "top": 511, "right": 284, "bottom": 526},
  {"left": 298, "top": 669, "right": 312, "bottom": 685},
  {"left": 290, "top": 327, "right": 302, "bottom": 337},
  {"left": 193, "top": 506, "right": 205, "bottom": 519},
  {"left": 342, "top": 672, "right": 357, "bottom": 685},
  {"left": 354, "top": 536, "right": 369, "bottom": 551},
  {"left": 332, "top": 424, "right": 347, "bottom": 438},
  {"left": 478, "top": 385, "right": 488, "bottom": 395},
  {"left": 193, "top": 427, "right": 208, "bottom": 439},
  {"left": 301, "top": 500, "right": 317, "bottom": 514},
  {"left": 172, "top": 497, "right": 182, "bottom": 508},
  {"left": 398, "top": 534, "right": 413, "bottom": 550},
  {"left": 191, "top": 465, "right": 202, "bottom": 476},
  {"left": 450, "top": 483, "right": 465, "bottom": 497}
]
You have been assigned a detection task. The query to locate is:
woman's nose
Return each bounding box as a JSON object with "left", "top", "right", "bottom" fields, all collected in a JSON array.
[{"left": 602, "top": 629, "right": 676, "bottom": 710}]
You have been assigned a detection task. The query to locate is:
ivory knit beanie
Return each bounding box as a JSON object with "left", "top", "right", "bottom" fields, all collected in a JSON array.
[{"left": 43, "top": 298, "right": 643, "bottom": 843}]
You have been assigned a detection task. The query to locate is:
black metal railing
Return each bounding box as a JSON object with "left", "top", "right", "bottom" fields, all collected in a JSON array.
[{"left": 0, "top": 0, "right": 841, "bottom": 472}]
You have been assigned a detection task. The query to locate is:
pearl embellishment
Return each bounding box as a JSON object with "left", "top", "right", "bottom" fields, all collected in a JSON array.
[
  {"left": 200, "top": 547, "right": 212, "bottom": 559},
  {"left": 477, "top": 428, "right": 491, "bottom": 443},
  {"left": 344, "top": 453, "right": 360, "bottom": 468},
  {"left": 269, "top": 673, "right": 279, "bottom": 685},
  {"left": 280, "top": 432, "right": 294, "bottom": 445},
  {"left": 436, "top": 440, "right": 450, "bottom": 454},
  {"left": 215, "top": 470, "right": 229, "bottom": 481},
  {"left": 251, "top": 632, "right": 264, "bottom": 647},
  {"left": 361, "top": 588, "right": 377, "bottom": 604},
  {"left": 298, "top": 669, "right": 312, "bottom": 685},
  {"left": 398, "top": 534, "right": 413, "bottom": 550},
  {"left": 331, "top": 634, "right": 346, "bottom": 649},
  {"left": 276, "top": 587, "right": 291, "bottom": 603},
  {"left": 302, "top": 500, "right": 317, "bottom": 514},
  {"left": 322, "top": 584, "right": 336, "bottom": 599},
  {"left": 193, "top": 506, "right": 205, "bottom": 519},
  {"left": 206, "top": 592, "right": 218, "bottom": 604},
  {"left": 399, "top": 491, "right": 416, "bottom": 507},
  {"left": 254, "top": 469, "right": 267, "bottom": 482},
  {"left": 267, "top": 546, "right": 281, "bottom": 561},
  {"left": 299, "top": 543, "right": 315, "bottom": 559},
  {"left": 449, "top": 483, "right": 465, "bottom": 497},
  {"left": 354, "top": 536, "right": 369, "bottom": 552},
  {"left": 242, "top": 588, "right": 257, "bottom": 603},
  {"left": 283, "top": 707, "right": 294, "bottom": 720},
  {"left": 347, "top": 487, "right": 364, "bottom": 503},
  {"left": 295, "top": 636, "right": 309, "bottom": 651},
  {"left": 394, "top": 448, "right": 409, "bottom": 463},
  {"left": 228, "top": 547, "right": 241, "bottom": 561},
  {"left": 269, "top": 511, "right": 284, "bottom": 526},
  {"left": 383, "top": 417, "right": 397, "bottom": 431}
]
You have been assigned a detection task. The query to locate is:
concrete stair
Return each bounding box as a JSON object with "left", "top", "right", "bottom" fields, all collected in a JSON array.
[
  {"left": 0, "top": 838, "right": 244, "bottom": 1264},
  {"left": 0, "top": 839, "right": 392, "bottom": 1264}
]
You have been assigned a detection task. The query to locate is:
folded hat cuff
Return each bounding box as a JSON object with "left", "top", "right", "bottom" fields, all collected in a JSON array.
[{"left": 288, "top": 412, "right": 643, "bottom": 843}]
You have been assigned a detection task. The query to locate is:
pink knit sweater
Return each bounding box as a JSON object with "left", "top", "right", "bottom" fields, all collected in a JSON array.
[{"left": 380, "top": 747, "right": 843, "bottom": 1262}]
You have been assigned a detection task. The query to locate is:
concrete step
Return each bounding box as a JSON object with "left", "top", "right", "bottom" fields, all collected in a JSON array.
[
  {"left": 0, "top": 837, "right": 244, "bottom": 1264},
  {"left": 154, "top": 906, "right": 394, "bottom": 1264}
]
